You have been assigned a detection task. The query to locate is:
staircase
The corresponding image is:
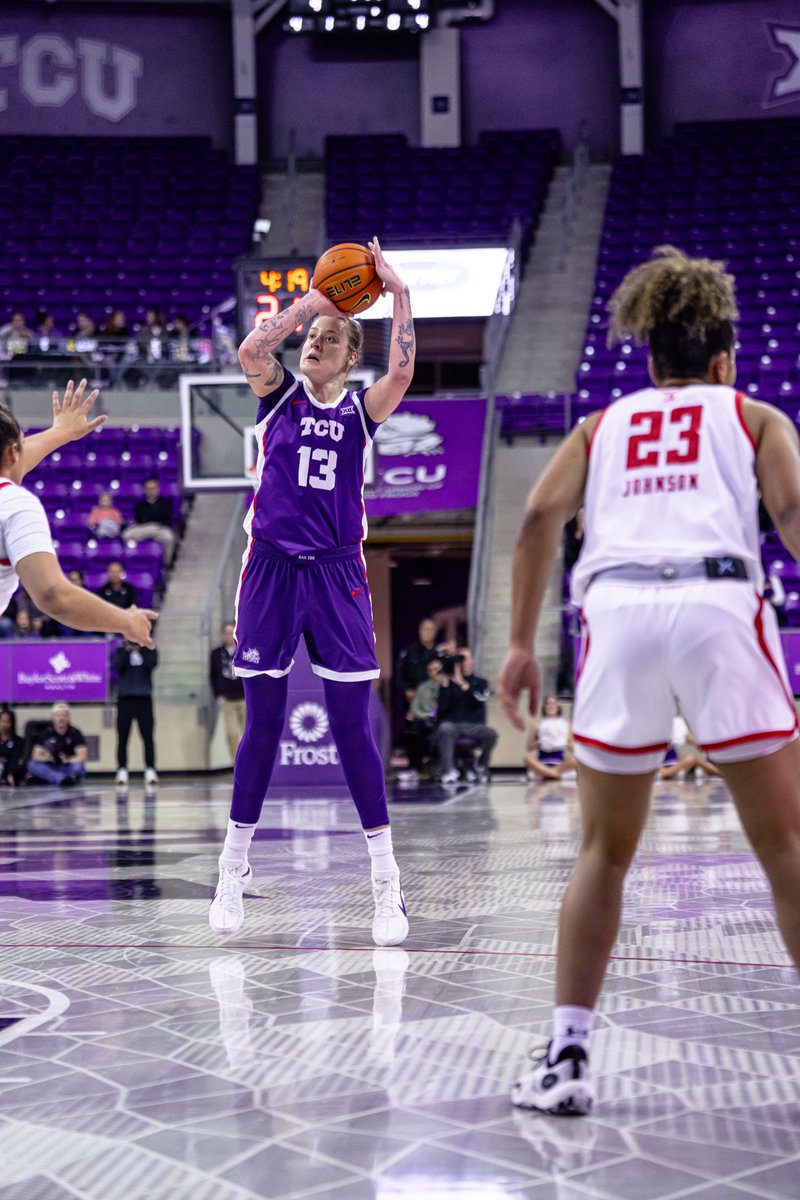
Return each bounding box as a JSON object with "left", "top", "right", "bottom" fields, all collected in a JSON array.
[
  {"left": 154, "top": 493, "right": 246, "bottom": 703},
  {"left": 496, "top": 164, "right": 611, "bottom": 394},
  {"left": 476, "top": 164, "right": 610, "bottom": 764},
  {"left": 259, "top": 170, "right": 326, "bottom": 257}
]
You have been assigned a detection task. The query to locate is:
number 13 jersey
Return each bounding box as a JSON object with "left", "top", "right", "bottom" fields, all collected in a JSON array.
[
  {"left": 571, "top": 385, "right": 762, "bottom": 604},
  {"left": 246, "top": 370, "right": 380, "bottom": 554}
]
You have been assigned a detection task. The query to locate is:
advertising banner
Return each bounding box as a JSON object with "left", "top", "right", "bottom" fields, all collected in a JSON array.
[
  {"left": 365, "top": 397, "right": 487, "bottom": 517},
  {"left": 780, "top": 631, "right": 800, "bottom": 696},
  {"left": 0, "top": 641, "right": 108, "bottom": 703}
]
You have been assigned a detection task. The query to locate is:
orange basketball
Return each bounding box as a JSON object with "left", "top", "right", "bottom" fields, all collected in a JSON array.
[{"left": 312, "top": 242, "right": 382, "bottom": 314}]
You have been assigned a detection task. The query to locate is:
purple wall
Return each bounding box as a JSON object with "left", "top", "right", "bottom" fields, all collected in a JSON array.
[
  {"left": 461, "top": 0, "right": 618, "bottom": 158},
  {"left": 259, "top": 0, "right": 618, "bottom": 160},
  {"left": 647, "top": 1, "right": 800, "bottom": 134},
  {"left": 0, "top": 1, "right": 233, "bottom": 147},
  {"left": 256, "top": 28, "right": 419, "bottom": 160}
]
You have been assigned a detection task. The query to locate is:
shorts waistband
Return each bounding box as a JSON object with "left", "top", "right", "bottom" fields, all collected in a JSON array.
[
  {"left": 250, "top": 538, "right": 362, "bottom": 564},
  {"left": 588, "top": 556, "right": 754, "bottom": 588}
]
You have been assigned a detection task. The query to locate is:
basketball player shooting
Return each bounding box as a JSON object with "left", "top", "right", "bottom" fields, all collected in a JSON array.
[
  {"left": 209, "top": 237, "right": 415, "bottom": 946},
  {"left": 0, "top": 379, "right": 156, "bottom": 647},
  {"left": 497, "top": 246, "right": 800, "bottom": 1116}
]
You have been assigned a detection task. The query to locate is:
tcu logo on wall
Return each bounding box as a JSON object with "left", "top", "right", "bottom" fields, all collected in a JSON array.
[{"left": 0, "top": 35, "right": 142, "bottom": 122}]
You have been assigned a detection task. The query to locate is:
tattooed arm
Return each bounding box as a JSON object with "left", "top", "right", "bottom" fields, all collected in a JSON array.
[
  {"left": 363, "top": 237, "right": 415, "bottom": 423},
  {"left": 238, "top": 287, "right": 340, "bottom": 398}
]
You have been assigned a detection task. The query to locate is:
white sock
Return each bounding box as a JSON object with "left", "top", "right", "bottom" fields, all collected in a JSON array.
[
  {"left": 549, "top": 1005, "right": 594, "bottom": 1062},
  {"left": 365, "top": 827, "right": 398, "bottom": 877},
  {"left": 220, "top": 819, "right": 256, "bottom": 869}
]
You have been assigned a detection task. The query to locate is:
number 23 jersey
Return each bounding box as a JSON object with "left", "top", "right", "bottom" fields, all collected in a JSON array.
[
  {"left": 571, "top": 385, "right": 762, "bottom": 604},
  {"left": 246, "top": 370, "right": 380, "bottom": 554}
]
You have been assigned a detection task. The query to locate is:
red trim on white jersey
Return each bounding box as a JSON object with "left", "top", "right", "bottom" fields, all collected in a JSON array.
[
  {"left": 752, "top": 592, "right": 799, "bottom": 728},
  {"left": 573, "top": 733, "right": 670, "bottom": 755},
  {"left": 734, "top": 390, "right": 758, "bottom": 455},
  {"left": 700, "top": 727, "right": 798, "bottom": 752}
]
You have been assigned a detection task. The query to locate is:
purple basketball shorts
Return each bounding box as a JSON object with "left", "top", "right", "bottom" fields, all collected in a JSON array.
[{"left": 233, "top": 539, "right": 379, "bottom": 681}]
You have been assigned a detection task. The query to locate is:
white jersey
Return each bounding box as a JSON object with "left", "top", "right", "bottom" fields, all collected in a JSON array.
[
  {"left": 538, "top": 715, "right": 570, "bottom": 753},
  {"left": 0, "top": 480, "right": 56, "bottom": 613},
  {"left": 571, "top": 385, "right": 762, "bottom": 604}
]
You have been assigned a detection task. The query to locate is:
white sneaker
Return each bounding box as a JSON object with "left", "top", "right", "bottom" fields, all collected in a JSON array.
[
  {"left": 144, "top": 768, "right": 159, "bottom": 787},
  {"left": 440, "top": 769, "right": 460, "bottom": 785},
  {"left": 115, "top": 768, "right": 128, "bottom": 788},
  {"left": 209, "top": 861, "right": 253, "bottom": 935},
  {"left": 396, "top": 769, "right": 419, "bottom": 783},
  {"left": 464, "top": 769, "right": 478, "bottom": 783},
  {"left": 511, "top": 1042, "right": 594, "bottom": 1115},
  {"left": 372, "top": 873, "right": 409, "bottom": 946}
]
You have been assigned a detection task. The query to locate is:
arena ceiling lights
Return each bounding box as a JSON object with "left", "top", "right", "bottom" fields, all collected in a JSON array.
[{"left": 284, "top": 0, "right": 434, "bottom": 33}]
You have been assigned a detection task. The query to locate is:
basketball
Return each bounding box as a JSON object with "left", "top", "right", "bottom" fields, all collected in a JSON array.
[{"left": 312, "top": 243, "right": 382, "bottom": 314}]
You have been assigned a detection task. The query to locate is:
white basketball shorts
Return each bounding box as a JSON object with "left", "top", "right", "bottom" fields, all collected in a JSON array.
[{"left": 572, "top": 580, "right": 799, "bottom": 774}]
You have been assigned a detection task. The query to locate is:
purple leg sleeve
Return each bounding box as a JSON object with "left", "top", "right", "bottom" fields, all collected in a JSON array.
[
  {"left": 229, "top": 673, "right": 289, "bottom": 825},
  {"left": 323, "top": 677, "right": 389, "bottom": 830}
]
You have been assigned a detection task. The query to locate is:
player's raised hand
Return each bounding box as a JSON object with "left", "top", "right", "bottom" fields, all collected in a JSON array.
[
  {"left": 52, "top": 379, "right": 107, "bottom": 441},
  {"left": 369, "top": 237, "right": 406, "bottom": 295},
  {"left": 496, "top": 648, "right": 541, "bottom": 730},
  {"left": 122, "top": 607, "right": 159, "bottom": 650},
  {"left": 306, "top": 287, "right": 344, "bottom": 320}
]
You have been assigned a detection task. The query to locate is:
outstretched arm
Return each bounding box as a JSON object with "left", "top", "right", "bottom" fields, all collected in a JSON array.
[
  {"left": 20, "top": 379, "right": 107, "bottom": 480},
  {"left": 17, "top": 552, "right": 157, "bottom": 648},
  {"left": 364, "top": 238, "right": 414, "bottom": 423},
  {"left": 238, "top": 288, "right": 341, "bottom": 399}
]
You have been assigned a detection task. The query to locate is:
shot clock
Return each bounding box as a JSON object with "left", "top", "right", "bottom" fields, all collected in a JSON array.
[{"left": 235, "top": 257, "right": 317, "bottom": 342}]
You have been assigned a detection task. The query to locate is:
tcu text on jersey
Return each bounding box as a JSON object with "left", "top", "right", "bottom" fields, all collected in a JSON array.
[{"left": 300, "top": 416, "right": 344, "bottom": 442}]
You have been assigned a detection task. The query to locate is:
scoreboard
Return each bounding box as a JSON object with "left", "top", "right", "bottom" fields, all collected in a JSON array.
[{"left": 235, "top": 257, "right": 316, "bottom": 342}]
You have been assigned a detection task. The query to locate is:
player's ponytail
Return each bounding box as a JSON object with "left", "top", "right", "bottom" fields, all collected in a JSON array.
[
  {"left": 344, "top": 318, "right": 364, "bottom": 369},
  {"left": 607, "top": 245, "right": 738, "bottom": 380},
  {"left": 0, "top": 405, "right": 22, "bottom": 462}
]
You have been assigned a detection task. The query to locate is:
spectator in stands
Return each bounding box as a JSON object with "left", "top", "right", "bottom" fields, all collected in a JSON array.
[
  {"left": 137, "top": 307, "right": 169, "bottom": 363},
  {"left": 397, "top": 618, "right": 440, "bottom": 705},
  {"left": 41, "top": 570, "right": 91, "bottom": 637},
  {"left": 432, "top": 647, "right": 498, "bottom": 784},
  {"left": 27, "top": 702, "right": 87, "bottom": 787},
  {"left": 101, "top": 310, "right": 130, "bottom": 339},
  {"left": 398, "top": 656, "right": 443, "bottom": 783},
  {"left": 13, "top": 608, "right": 42, "bottom": 638},
  {"left": 210, "top": 621, "right": 246, "bottom": 763},
  {"left": 34, "top": 311, "right": 60, "bottom": 345},
  {"left": 563, "top": 507, "right": 585, "bottom": 572},
  {"left": 88, "top": 490, "right": 125, "bottom": 540},
  {"left": 169, "top": 314, "right": 195, "bottom": 362},
  {"left": 70, "top": 312, "right": 98, "bottom": 341},
  {"left": 113, "top": 638, "right": 159, "bottom": 791},
  {"left": 0, "top": 312, "right": 34, "bottom": 349},
  {"left": 0, "top": 595, "right": 16, "bottom": 638},
  {"left": 525, "top": 695, "right": 577, "bottom": 782},
  {"left": 124, "top": 477, "right": 177, "bottom": 565},
  {"left": 95, "top": 560, "right": 138, "bottom": 610},
  {"left": 0, "top": 709, "right": 25, "bottom": 786}
]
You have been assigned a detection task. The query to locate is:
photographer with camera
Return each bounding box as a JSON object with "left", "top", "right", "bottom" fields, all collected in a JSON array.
[{"left": 432, "top": 646, "right": 498, "bottom": 785}]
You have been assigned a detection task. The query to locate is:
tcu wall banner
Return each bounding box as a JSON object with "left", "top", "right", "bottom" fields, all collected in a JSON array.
[
  {"left": 0, "top": 7, "right": 232, "bottom": 144},
  {"left": 0, "top": 641, "right": 108, "bottom": 703},
  {"left": 365, "top": 398, "right": 487, "bottom": 517}
]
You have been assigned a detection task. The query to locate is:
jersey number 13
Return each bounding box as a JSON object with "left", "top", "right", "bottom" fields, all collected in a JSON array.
[{"left": 297, "top": 446, "right": 338, "bottom": 490}]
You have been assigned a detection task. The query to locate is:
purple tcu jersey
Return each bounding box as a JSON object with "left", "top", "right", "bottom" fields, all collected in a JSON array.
[{"left": 245, "top": 369, "right": 379, "bottom": 553}]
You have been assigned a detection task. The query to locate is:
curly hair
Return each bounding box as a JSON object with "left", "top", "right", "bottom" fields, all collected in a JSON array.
[
  {"left": 0, "top": 405, "right": 21, "bottom": 462},
  {"left": 607, "top": 246, "right": 739, "bottom": 380}
]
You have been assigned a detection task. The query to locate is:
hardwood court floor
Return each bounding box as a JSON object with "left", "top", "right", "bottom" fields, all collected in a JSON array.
[{"left": 0, "top": 773, "right": 798, "bottom": 1199}]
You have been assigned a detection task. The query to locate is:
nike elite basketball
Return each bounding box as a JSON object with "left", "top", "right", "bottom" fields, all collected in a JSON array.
[{"left": 312, "top": 243, "right": 382, "bottom": 314}]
